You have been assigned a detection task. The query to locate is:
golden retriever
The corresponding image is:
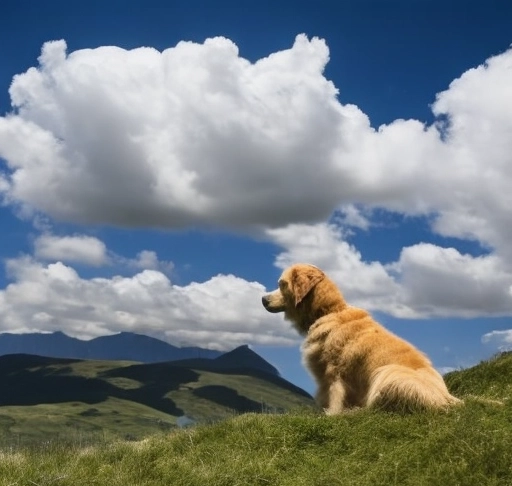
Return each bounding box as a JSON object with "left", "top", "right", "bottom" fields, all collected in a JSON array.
[{"left": 262, "top": 263, "right": 461, "bottom": 413}]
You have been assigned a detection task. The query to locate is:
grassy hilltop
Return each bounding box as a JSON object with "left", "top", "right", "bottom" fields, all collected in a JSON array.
[{"left": 0, "top": 352, "right": 511, "bottom": 486}]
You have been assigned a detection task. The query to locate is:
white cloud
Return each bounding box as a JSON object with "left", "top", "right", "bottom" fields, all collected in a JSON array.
[
  {"left": 266, "top": 222, "right": 404, "bottom": 315},
  {"left": 333, "top": 204, "right": 371, "bottom": 231},
  {"left": 428, "top": 49, "right": 512, "bottom": 257},
  {"left": 1, "top": 35, "right": 512, "bottom": 332},
  {"left": 0, "top": 35, "right": 509, "bottom": 252},
  {"left": 266, "top": 223, "right": 512, "bottom": 319},
  {"left": 33, "top": 233, "right": 174, "bottom": 275},
  {"left": 395, "top": 244, "right": 512, "bottom": 317},
  {"left": 34, "top": 234, "right": 107, "bottom": 266},
  {"left": 437, "top": 366, "right": 457, "bottom": 375},
  {"left": 133, "top": 250, "right": 160, "bottom": 270},
  {"left": 0, "top": 35, "right": 345, "bottom": 229},
  {"left": 112, "top": 250, "right": 175, "bottom": 274},
  {"left": 3, "top": 224, "right": 512, "bottom": 349},
  {"left": 481, "top": 329, "right": 512, "bottom": 352},
  {"left": 0, "top": 257, "right": 297, "bottom": 350}
]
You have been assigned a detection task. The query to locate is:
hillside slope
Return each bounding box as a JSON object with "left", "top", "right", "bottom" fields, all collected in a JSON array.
[
  {"left": 0, "top": 354, "right": 314, "bottom": 444},
  {"left": 1, "top": 352, "right": 511, "bottom": 486},
  {"left": 444, "top": 351, "right": 512, "bottom": 401}
]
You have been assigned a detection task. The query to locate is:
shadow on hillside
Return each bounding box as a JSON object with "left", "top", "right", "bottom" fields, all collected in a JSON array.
[
  {"left": 102, "top": 363, "right": 200, "bottom": 415},
  {"left": 172, "top": 360, "right": 312, "bottom": 399},
  {"left": 0, "top": 355, "right": 199, "bottom": 416},
  {"left": 193, "top": 385, "right": 263, "bottom": 412}
]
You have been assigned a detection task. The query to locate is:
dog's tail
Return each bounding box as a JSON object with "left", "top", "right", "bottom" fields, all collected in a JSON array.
[{"left": 366, "top": 365, "right": 462, "bottom": 411}]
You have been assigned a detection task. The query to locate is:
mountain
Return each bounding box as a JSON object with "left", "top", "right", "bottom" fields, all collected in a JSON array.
[
  {"left": 0, "top": 331, "right": 83, "bottom": 358},
  {"left": 0, "top": 354, "right": 315, "bottom": 443},
  {"left": 0, "top": 332, "right": 284, "bottom": 381},
  {"left": 170, "top": 345, "right": 278, "bottom": 375},
  {"left": 214, "top": 345, "right": 279, "bottom": 375},
  {"left": 0, "top": 331, "right": 222, "bottom": 363},
  {"left": 170, "top": 344, "right": 308, "bottom": 398}
]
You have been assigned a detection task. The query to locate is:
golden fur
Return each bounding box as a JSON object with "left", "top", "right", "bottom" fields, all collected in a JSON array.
[{"left": 262, "top": 263, "right": 461, "bottom": 413}]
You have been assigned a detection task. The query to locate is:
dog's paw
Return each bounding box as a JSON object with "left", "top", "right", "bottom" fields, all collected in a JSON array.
[{"left": 323, "top": 406, "right": 344, "bottom": 416}]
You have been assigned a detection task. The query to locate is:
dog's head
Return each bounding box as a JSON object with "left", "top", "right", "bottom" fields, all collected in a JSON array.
[{"left": 262, "top": 263, "right": 345, "bottom": 334}]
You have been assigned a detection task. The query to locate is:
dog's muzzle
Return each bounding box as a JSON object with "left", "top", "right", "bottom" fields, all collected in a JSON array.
[
  {"left": 262, "top": 295, "right": 271, "bottom": 309},
  {"left": 261, "top": 294, "right": 285, "bottom": 313}
]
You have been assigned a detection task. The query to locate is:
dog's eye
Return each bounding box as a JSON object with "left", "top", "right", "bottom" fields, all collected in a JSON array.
[{"left": 278, "top": 280, "right": 287, "bottom": 289}]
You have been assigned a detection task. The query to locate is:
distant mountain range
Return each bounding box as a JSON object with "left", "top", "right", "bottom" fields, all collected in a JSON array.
[
  {"left": 0, "top": 331, "right": 222, "bottom": 361},
  {"left": 0, "top": 331, "right": 279, "bottom": 376}
]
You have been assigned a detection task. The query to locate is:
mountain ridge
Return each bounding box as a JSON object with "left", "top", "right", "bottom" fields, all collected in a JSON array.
[
  {"left": 0, "top": 331, "right": 223, "bottom": 363},
  {"left": 0, "top": 331, "right": 283, "bottom": 381}
]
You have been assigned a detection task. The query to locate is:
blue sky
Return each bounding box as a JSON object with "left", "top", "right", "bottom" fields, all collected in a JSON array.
[{"left": 1, "top": 0, "right": 512, "bottom": 394}]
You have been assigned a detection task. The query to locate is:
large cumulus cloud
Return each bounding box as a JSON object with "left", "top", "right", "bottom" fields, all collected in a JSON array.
[
  {"left": 1, "top": 35, "right": 510, "bottom": 250},
  {"left": 0, "top": 35, "right": 347, "bottom": 229}
]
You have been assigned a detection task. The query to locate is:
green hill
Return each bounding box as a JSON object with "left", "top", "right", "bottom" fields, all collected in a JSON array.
[
  {"left": 444, "top": 351, "right": 512, "bottom": 401},
  {"left": 0, "top": 354, "right": 314, "bottom": 444},
  {"left": 0, "top": 352, "right": 511, "bottom": 486}
]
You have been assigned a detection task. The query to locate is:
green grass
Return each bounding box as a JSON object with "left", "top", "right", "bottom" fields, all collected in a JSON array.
[
  {"left": 0, "top": 397, "right": 176, "bottom": 446},
  {"left": 0, "top": 402, "right": 510, "bottom": 486},
  {"left": 0, "top": 352, "right": 511, "bottom": 485},
  {"left": 444, "top": 351, "right": 512, "bottom": 402}
]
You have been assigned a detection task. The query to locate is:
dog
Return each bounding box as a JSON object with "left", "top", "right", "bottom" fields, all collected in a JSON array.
[{"left": 262, "top": 263, "right": 461, "bottom": 413}]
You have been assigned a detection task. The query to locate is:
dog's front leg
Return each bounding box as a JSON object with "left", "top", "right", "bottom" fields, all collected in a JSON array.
[{"left": 317, "top": 379, "right": 346, "bottom": 415}]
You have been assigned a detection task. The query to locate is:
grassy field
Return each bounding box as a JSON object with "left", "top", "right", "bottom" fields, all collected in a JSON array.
[{"left": 0, "top": 352, "right": 511, "bottom": 485}]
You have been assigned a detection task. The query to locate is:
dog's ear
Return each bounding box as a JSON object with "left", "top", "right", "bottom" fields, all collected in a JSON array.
[{"left": 291, "top": 266, "right": 325, "bottom": 306}]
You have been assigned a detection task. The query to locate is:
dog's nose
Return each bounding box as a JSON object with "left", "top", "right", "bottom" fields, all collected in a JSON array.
[{"left": 262, "top": 295, "right": 269, "bottom": 308}]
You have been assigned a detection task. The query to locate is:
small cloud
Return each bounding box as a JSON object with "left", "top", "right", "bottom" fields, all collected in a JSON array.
[
  {"left": 395, "top": 244, "right": 512, "bottom": 317},
  {"left": 111, "top": 250, "right": 174, "bottom": 274},
  {"left": 333, "top": 204, "right": 371, "bottom": 231},
  {"left": 34, "top": 234, "right": 107, "bottom": 266},
  {"left": 33, "top": 232, "right": 174, "bottom": 276},
  {"left": 437, "top": 366, "right": 457, "bottom": 375},
  {"left": 482, "top": 329, "right": 512, "bottom": 352}
]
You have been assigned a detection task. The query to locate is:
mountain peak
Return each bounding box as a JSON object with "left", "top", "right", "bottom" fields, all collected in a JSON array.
[{"left": 215, "top": 345, "right": 279, "bottom": 376}]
